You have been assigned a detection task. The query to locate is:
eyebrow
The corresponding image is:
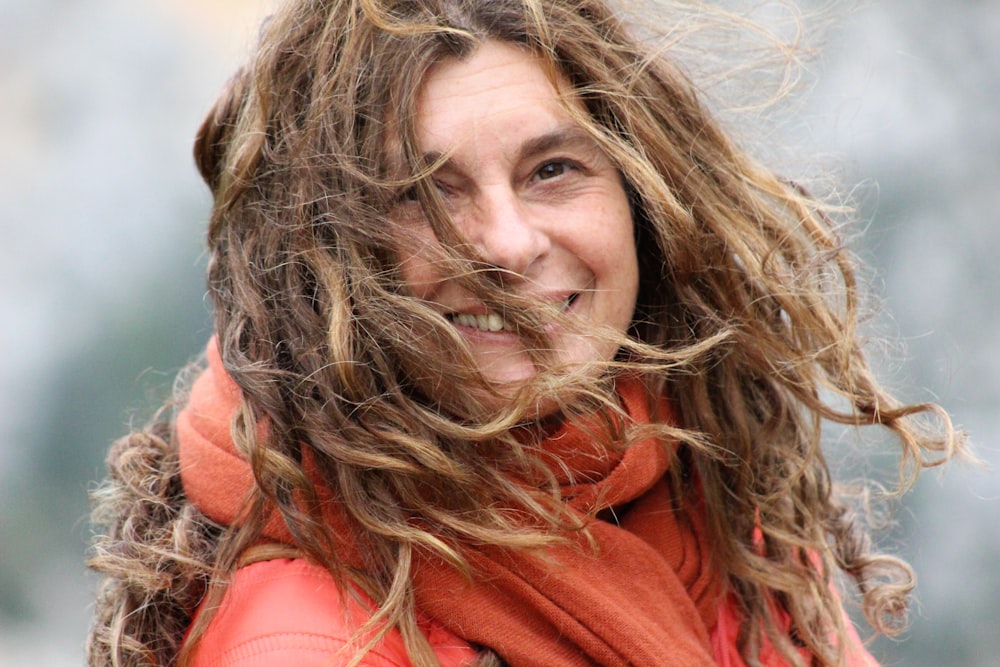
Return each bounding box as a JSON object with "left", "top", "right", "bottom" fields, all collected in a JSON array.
[
  {"left": 419, "top": 123, "right": 601, "bottom": 171},
  {"left": 515, "top": 123, "right": 601, "bottom": 162}
]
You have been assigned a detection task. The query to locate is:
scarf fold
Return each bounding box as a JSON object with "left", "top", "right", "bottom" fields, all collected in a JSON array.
[{"left": 176, "top": 338, "right": 729, "bottom": 666}]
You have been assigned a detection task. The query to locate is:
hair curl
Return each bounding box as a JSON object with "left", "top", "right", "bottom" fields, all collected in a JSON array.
[{"left": 88, "top": 1, "right": 962, "bottom": 666}]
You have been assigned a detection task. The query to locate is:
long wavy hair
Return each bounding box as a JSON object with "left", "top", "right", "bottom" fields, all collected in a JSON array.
[{"left": 88, "top": 0, "right": 961, "bottom": 665}]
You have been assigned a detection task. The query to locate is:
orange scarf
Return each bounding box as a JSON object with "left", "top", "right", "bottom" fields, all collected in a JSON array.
[{"left": 177, "top": 339, "right": 791, "bottom": 666}]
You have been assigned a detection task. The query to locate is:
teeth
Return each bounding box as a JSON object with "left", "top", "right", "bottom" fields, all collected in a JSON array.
[
  {"left": 448, "top": 295, "right": 580, "bottom": 332},
  {"left": 452, "top": 312, "right": 509, "bottom": 332}
]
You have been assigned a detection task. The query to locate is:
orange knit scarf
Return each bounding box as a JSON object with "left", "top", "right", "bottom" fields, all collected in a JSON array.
[{"left": 177, "top": 339, "right": 788, "bottom": 666}]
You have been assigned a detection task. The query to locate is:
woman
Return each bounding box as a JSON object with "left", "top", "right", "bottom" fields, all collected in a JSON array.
[{"left": 87, "top": 0, "right": 960, "bottom": 665}]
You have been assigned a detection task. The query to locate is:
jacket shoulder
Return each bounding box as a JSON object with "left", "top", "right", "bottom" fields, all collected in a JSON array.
[{"left": 189, "top": 558, "right": 475, "bottom": 667}]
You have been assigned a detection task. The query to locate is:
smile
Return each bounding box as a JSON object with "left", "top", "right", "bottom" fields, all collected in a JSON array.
[
  {"left": 449, "top": 312, "right": 511, "bottom": 332},
  {"left": 445, "top": 294, "right": 579, "bottom": 332}
]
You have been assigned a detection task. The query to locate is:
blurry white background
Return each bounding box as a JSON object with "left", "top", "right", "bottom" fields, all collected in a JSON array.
[{"left": 1, "top": 0, "right": 996, "bottom": 664}]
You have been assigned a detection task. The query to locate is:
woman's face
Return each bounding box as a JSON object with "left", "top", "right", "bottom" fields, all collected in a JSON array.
[{"left": 395, "top": 41, "right": 639, "bottom": 405}]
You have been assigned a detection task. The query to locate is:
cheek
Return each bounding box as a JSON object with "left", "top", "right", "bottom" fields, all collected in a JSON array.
[
  {"left": 595, "top": 199, "right": 639, "bottom": 298},
  {"left": 394, "top": 224, "right": 444, "bottom": 300},
  {"left": 608, "top": 245, "right": 640, "bottom": 327},
  {"left": 600, "top": 215, "right": 640, "bottom": 332},
  {"left": 398, "top": 251, "right": 441, "bottom": 301}
]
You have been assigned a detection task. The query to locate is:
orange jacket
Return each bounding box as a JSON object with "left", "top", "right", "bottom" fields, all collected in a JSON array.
[{"left": 188, "top": 557, "right": 478, "bottom": 667}]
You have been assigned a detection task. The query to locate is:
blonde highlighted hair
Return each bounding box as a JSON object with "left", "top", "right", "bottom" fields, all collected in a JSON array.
[{"left": 88, "top": 1, "right": 960, "bottom": 665}]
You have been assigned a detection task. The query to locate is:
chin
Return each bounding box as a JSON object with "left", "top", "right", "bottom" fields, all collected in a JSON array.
[{"left": 476, "top": 348, "right": 620, "bottom": 422}]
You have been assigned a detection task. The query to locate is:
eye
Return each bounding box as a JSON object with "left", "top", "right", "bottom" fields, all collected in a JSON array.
[
  {"left": 536, "top": 161, "right": 569, "bottom": 180},
  {"left": 397, "top": 186, "right": 419, "bottom": 203},
  {"left": 396, "top": 179, "right": 447, "bottom": 205}
]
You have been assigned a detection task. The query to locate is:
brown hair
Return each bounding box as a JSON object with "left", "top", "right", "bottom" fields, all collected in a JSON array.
[{"left": 88, "top": 0, "right": 961, "bottom": 665}]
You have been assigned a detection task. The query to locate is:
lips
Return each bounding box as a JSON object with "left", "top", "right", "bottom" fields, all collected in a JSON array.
[{"left": 445, "top": 293, "right": 579, "bottom": 333}]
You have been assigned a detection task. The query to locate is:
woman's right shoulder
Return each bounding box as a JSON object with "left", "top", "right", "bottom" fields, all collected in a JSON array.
[{"left": 188, "top": 558, "right": 475, "bottom": 667}]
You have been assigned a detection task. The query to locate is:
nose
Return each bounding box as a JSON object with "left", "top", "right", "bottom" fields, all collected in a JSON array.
[{"left": 466, "top": 187, "right": 550, "bottom": 277}]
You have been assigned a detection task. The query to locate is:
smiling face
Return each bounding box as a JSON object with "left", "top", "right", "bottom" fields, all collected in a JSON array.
[{"left": 394, "top": 41, "right": 639, "bottom": 406}]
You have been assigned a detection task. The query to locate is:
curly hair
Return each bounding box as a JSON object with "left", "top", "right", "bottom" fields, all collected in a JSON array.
[{"left": 88, "top": 1, "right": 961, "bottom": 666}]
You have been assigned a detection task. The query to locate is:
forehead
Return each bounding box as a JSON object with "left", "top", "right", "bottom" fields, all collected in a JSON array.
[{"left": 412, "top": 41, "right": 582, "bottom": 151}]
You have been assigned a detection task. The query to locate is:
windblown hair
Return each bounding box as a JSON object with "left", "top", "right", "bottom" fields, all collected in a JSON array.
[{"left": 88, "top": 0, "right": 961, "bottom": 665}]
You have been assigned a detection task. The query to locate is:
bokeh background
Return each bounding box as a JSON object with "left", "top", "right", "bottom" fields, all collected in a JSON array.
[{"left": 1, "top": 0, "right": 996, "bottom": 664}]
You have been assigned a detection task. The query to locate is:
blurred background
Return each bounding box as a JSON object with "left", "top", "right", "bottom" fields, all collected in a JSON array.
[{"left": 1, "top": 0, "right": 996, "bottom": 664}]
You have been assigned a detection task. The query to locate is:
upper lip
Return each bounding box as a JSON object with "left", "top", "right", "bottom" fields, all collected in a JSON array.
[{"left": 442, "top": 291, "right": 579, "bottom": 317}]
